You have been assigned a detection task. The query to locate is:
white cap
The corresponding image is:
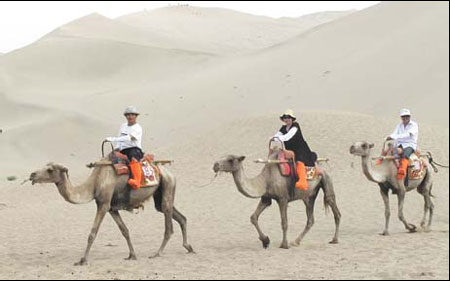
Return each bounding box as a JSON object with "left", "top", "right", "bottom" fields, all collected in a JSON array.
[
  {"left": 124, "top": 106, "right": 140, "bottom": 116},
  {"left": 400, "top": 108, "right": 411, "bottom": 117}
]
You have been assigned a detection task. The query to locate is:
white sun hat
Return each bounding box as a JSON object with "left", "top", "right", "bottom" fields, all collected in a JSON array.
[
  {"left": 280, "top": 109, "right": 297, "bottom": 121},
  {"left": 123, "top": 106, "right": 140, "bottom": 116},
  {"left": 400, "top": 108, "right": 411, "bottom": 117}
]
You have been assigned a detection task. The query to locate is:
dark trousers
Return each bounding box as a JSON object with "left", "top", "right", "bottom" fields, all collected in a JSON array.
[
  {"left": 120, "top": 147, "right": 144, "bottom": 162},
  {"left": 399, "top": 145, "right": 415, "bottom": 159}
]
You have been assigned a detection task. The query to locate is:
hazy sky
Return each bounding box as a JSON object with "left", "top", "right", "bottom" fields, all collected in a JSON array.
[{"left": 0, "top": 1, "right": 379, "bottom": 53}]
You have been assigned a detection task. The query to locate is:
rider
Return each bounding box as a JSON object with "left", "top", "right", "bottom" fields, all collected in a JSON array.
[
  {"left": 272, "top": 109, "right": 317, "bottom": 190},
  {"left": 105, "top": 106, "right": 143, "bottom": 189},
  {"left": 387, "top": 108, "right": 419, "bottom": 180}
]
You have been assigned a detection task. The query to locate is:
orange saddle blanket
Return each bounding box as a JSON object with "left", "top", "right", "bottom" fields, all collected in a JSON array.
[{"left": 112, "top": 153, "right": 161, "bottom": 187}]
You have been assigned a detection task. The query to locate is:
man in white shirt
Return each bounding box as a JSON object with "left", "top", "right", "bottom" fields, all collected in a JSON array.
[
  {"left": 106, "top": 106, "right": 144, "bottom": 189},
  {"left": 387, "top": 109, "right": 419, "bottom": 179}
]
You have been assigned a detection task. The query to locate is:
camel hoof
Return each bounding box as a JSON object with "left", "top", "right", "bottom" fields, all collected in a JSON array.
[
  {"left": 261, "top": 236, "right": 270, "bottom": 249},
  {"left": 185, "top": 244, "right": 195, "bottom": 254},
  {"left": 408, "top": 224, "right": 417, "bottom": 233},
  {"left": 149, "top": 253, "right": 162, "bottom": 259},
  {"left": 74, "top": 258, "right": 88, "bottom": 266},
  {"left": 279, "top": 243, "right": 289, "bottom": 249},
  {"left": 380, "top": 231, "right": 390, "bottom": 236},
  {"left": 329, "top": 239, "right": 339, "bottom": 244},
  {"left": 125, "top": 254, "right": 137, "bottom": 261}
]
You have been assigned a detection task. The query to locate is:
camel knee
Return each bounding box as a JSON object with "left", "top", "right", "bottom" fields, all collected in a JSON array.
[
  {"left": 307, "top": 217, "right": 315, "bottom": 228},
  {"left": 281, "top": 221, "right": 288, "bottom": 232},
  {"left": 250, "top": 215, "right": 258, "bottom": 226},
  {"left": 121, "top": 228, "right": 130, "bottom": 238},
  {"left": 87, "top": 233, "right": 97, "bottom": 244},
  {"left": 164, "top": 230, "right": 173, "bottom": 239}
]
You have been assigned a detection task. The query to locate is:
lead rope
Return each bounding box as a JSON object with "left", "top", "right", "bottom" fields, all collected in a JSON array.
[
  {"left": 426, "top": 152, "right": 449, "bottom": 173},
  {"left": 196, "top": 172, "right": 219, "bottom": 188}
]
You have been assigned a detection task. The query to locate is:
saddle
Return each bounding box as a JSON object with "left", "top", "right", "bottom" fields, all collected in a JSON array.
[
  {"left": 407, "top": 153, "right": 427, "bottom": 180},
  {"left": 278, "top": 150, "right": 318, "bottom": 180},
  {"left": 111, "top": 152, "right": 161, "bottom": 187}
]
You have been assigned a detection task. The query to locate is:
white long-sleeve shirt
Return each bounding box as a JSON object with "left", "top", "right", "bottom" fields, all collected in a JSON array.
[
  {"left": 390, "top": 120, "right": 419, "bottom": 150},
  {"left": 274, "top": 126, "right": 298, "bottom": 142},
  {"left": 108, "top": 123, "right": 143, "bottom": 151}
]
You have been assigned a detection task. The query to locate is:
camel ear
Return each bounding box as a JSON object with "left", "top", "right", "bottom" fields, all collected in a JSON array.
[
  {"left": 369, "top": 143, "right": 375, "bottom": 148},
  {"left": 238, "top": 156, "right": 246, "bottom": 162}
]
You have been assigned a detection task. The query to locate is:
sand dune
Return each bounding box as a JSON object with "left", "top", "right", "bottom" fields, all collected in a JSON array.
[
  {"left": 117, "top": 6, "right": 353, "bottom": 55},
  {"left": 138, "top": 1, "right": 448, "bottom": 129}
]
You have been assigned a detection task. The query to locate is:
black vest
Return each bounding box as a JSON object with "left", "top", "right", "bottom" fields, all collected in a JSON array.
[{"left": 279, "top": 122, "right": 317, "bottom": 166}]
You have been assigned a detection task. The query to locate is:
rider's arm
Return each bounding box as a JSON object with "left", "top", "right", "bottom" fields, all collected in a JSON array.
[
  {"left": 129, "top": 125, "right": 142, "bottom": 142},
  {"left": 390, "top": 123, "right": 418, "bottom": 140},
  {"left": 276, "top": 127, "right": 298, "bottom": 142},
  {"left": 106, "top": 134, "right": 131, "bottom": 143}
]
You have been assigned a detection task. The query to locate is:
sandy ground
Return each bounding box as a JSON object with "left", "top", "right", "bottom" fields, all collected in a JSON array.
[{"left": 0, "top": 113, "right": 448, "bottom": 280}]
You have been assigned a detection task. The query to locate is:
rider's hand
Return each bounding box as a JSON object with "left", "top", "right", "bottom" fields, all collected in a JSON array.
[{"left": 105, "top": 137, "right": 114, "bottom": 142}]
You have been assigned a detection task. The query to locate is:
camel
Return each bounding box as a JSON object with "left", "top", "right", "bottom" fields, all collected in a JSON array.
[
  {"left": 212, "top": 149, "right": 341, "bottom": 249},
  {"left": 29, "top": 161, "right": 194, "bottom": 265},
  {"left": 349, "top": 141, "right": 434, "bottom": 235}
]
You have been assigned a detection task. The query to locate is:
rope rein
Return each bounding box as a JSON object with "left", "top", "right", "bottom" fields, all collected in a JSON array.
[
  {"left": 426, "top": 152, "right": 449, "bottom": 173},
  {"left": 196, "top": 172, "right": 219, "bottom": 188}
]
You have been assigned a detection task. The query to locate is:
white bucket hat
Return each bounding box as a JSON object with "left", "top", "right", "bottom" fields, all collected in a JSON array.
[
  {"left": 280, "top": 109, "right": 297, "bottom": 121},
  {"left": 124, "top": 106, "right": 140, "bottom": 116},
  {"left": 400, "top": 108, "right": 411, "bottom": 117}
]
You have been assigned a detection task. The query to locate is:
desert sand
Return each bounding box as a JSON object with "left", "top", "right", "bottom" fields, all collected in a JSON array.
[{"left": 0, "top": 2, "right": 448, "bottom": 280}]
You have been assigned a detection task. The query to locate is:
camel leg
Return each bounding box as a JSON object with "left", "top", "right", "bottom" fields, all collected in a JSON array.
[
  {"left": 420, "top": 194, "right": 429, "bottom": 230},
  {"left": 150, "top": 186, "right": 174, "bottom": 259},
  {"left": 294, "top": 198, "right": 315, "bottom": 246},
  {"left": 321, "top": 177, "right": 341, "bottom": 244},
  {"left": 277, "top": 199, "right": 289, "bottom": 249},
  {"left": 379, "top": 186, "right": 391, "bottom": 236},
  {"left": 327, "top": 196, "right": 341, "bottom": 244},
  {"left": 172, "top": 207, "right": 195, "bottom": 253},
  {"left": 397, "top": 191, "right": 417, "bottom": 233},
  {"left": 427, "top": 194, "right": 434, "bottom": 229},
  {"left": 109, "top": 210, "right": 137, "bottom": 260},
  {"left": 250, "top": 197, "right": 272, "bottom": 249},
  {"left": 150, "top": 207, "right": 174, "bottom": 258},
  {"left": 75, "top": 204, "right": 109, "bottom": 266},
  {"left": 421, "top": 192, "right": 434, "bottom": 231}
]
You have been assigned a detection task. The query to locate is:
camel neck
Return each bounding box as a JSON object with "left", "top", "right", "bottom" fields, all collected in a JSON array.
[
  {"left": 231, "top": 165, "right": 267, "bottom": 198},
  {"left": 55, "top": 170, "right": 96, "bottom": 204},
  {"left": 360, "top": 153, "right": 387, "bottom": 184}
]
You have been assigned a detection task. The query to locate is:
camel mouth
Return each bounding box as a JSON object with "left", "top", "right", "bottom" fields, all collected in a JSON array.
[
  {"left": 29, "top": 173, "right": 38, "bottom": 185},
  {"left": 349, "top": 146, "right": 359, "bottom": 155},
  {"left": 213, "top": 163, "right": 220, "bottom": 173}
]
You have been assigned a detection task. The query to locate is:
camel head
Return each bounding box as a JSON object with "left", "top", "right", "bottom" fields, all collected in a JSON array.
[
  {"left": 382, "top": 139, "right": 395, "bottom": 155},
  {"left": 29, "top": 163, "right": 68, "bottom": 185},
  {"left": 213, "top": 155, "right": 246, "bottom": 173},
  {"left": 349, "top": 141, "right": 375, "bottom": 157}
]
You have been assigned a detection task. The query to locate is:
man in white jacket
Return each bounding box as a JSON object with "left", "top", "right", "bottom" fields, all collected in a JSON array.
[
  {"left": 106, "top": 106, "right": 144, "bottom": 189},
  {"left": 387, "top": 109, "right": 419, "bottom": 180}
]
